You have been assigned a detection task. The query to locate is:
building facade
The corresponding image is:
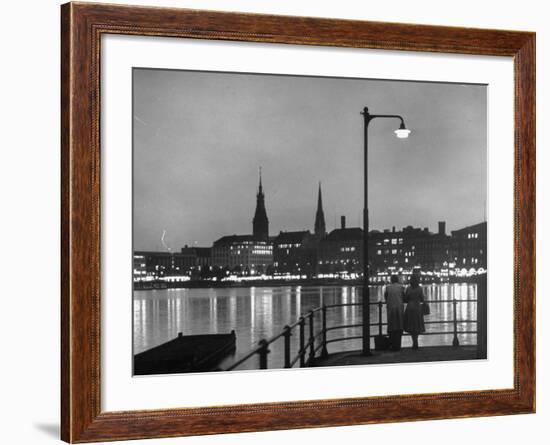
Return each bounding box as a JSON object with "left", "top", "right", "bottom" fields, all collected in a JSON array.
[
  {"left": 179, "top": 246, "right": 212, "bottom": 277},
  {"left": 133, "top": 252, "right": 148, "bottom": 281},
  {"left": 368, "top": 222, "right": 451, "bottom": 274},
  {"left": 272, "top": 230, "right": 316, "bottom": 277},
  {"left": 367, "top": 220, "right": 487, "bottom": 280},
  {"left": 133, "top": 251, "right": 187, "bottom": 281},
  {"left": 450, "top": 221, "right": 487, "bottom": 270},
  {"left": 318, "top": 217, "right": 363, "bottom": 276},
  {"left": 211, "top": 235, "right": 273, "bottom": 273}
]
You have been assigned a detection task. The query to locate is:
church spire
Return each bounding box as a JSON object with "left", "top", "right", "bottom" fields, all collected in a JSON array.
[
  {"left": 314, "top": 182, "right": 326, "bottom": 237},
  {"left": 253, "top": 167, "right": 269, "bottom": 240}
]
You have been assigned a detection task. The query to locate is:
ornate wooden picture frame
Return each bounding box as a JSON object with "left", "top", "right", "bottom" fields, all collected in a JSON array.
[{"left": 61, "top": 2, "right": 535, "bottom": 442}]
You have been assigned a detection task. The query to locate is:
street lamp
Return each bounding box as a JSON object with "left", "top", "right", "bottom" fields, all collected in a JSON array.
[
  {"left": 395, "top": 122, "right": 411, "bottom": 139},
  {"left": 361, "top": 106, "right": 410, "bottom": 356}
]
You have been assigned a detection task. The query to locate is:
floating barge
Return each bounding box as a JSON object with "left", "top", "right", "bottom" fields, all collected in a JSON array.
[{"left": 134, "top": 331, "right": 236, "bottom": 375}]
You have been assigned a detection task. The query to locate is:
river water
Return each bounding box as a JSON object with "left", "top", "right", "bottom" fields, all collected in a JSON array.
[{"left": 133, "top": 283, "right": 478, "bottom": 371}]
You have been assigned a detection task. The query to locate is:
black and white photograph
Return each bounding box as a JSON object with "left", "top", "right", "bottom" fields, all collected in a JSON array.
[
  {"left": 2, "top": 0, "right": 544, "bottom": 443},
  {"left": 132, "top": 68, "right": 488, "bottom": 375}
]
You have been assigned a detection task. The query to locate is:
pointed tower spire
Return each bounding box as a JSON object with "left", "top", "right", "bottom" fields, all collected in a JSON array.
[
  {"left": 314, "top": 182, "right": 327, "bottom": 237},
  {"left": 253, "top": 167, "right": 269, "bottom": 240}
]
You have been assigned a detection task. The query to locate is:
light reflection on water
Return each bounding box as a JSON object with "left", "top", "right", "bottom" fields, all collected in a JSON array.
[{"left": 133, "top": 283, "right": 478, "bottom": 371}]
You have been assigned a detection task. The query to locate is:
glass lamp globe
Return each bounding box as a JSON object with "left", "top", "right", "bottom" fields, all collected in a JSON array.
[{"left": 394, "top": 123, "right": 411, "bottom": 139}]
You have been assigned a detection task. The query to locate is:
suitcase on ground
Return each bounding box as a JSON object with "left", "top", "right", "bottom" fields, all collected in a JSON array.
[{"left": 374, "top": 334, "right": 391, "bottom": 351}]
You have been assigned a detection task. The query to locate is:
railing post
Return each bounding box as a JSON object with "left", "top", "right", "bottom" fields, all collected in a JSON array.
[
  {"left": 308, "top": 311, "right": 315, "bottom": 365},
  {"left": 378, "top": 301, "right": 383, "bottom": 337},
  {"left": 299, "top": 316, "right": 306, "bottom": 367},
  {"left": 258, "top": 339, "right": 270, "bottom": 369},
  {"left": 283, "top": 325, "right": 292, "bottom": 368},
  {"left": 321, "top": 305, "right": 329, "bottom": 358},
  {"left": 452, "top": 298, "right": 460, "bottom": 347},
  {"left": 476, "top": 274, "right": 487, "bottom": 359}
]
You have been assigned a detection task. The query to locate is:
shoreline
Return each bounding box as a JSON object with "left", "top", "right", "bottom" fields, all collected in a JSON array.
[{"left": 133, "top": 275, "right": 484, "bottom": 291}]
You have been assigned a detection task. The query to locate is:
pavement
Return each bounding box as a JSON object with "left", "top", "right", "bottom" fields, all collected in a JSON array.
[{"left": 313, "top": 345, "right": 480, "bottom": 367}]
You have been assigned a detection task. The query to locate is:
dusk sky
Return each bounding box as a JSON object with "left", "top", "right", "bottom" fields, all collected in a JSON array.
[{"left": 133, "top": 68, "right": 486, "bottom": 251}]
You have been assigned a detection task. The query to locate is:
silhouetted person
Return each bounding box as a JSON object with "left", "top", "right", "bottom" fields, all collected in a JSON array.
[
  {"left": 384, "top": 274, "right": 405, "bottom": 351},
  {"left": 404, "top": 274, "right": 425, "bottom": 349}
]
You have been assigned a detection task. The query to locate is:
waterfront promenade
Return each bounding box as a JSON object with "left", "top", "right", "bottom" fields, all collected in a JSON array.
[
  {"left": 221, "top": 278, "right": 486, "bottom": 371},
  {"left": 313, "top": 345, "right": 478, "bottom": 368},
  {"left": 134, "top": 281, "right": 486, "bottom": 373}
]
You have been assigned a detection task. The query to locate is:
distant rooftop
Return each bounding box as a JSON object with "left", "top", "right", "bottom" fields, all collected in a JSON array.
[
  {"left": 274, "top": 230, "right": 311, "bottom": 243},
  {"left": 324, "top": 227, "right": 363, "bottom": 242},
  {"left": 213, "top": 234, "right": 270, "bottom": 245},
  {"left": 451, "top": 221, "right": 487, "bottom": 235}
]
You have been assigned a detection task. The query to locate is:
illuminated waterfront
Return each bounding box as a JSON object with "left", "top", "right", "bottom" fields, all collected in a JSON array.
[{"left": 133, "top": 283, "right": 477, "bottom": 371}]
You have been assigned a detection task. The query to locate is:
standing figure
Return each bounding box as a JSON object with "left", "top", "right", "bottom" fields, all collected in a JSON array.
[
  {"left": 384, "top": 274, "right": 405, "bottom": 351},
  {"left": 404, "top": 274, "right": 425, "bottom": 349}
]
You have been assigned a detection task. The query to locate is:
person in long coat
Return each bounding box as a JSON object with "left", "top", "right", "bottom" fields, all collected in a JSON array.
[
  {"left": 404, "top": 274, "right": 425, "bottom": 349},
  {"left": 384, "top": 274, "right": 405, "bottom": 351}
]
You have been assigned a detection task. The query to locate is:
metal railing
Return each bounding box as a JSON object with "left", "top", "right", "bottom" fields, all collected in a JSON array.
[{"left": 225, "top": 278, "right": 487, "bottom": 371}]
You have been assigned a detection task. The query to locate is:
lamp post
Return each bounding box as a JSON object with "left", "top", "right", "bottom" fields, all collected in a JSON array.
[{"left": 361, "top": 106, "right": 410, "bottom": 355}]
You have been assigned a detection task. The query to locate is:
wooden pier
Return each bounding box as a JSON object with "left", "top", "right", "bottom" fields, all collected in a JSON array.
[{"left": 134, "top": 331, "right": 236, "bottom": 375}]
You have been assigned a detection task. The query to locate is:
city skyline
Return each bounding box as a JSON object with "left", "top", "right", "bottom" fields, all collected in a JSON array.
[
  {"left": 137, "top": 172, "right": 485, "bottom": 252},
  {"left": 133, "top": 69, "right": 487, "bottom": 251}
]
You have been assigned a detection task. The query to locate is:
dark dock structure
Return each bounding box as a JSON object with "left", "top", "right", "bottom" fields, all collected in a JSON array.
[{"left": 134, "top": 331, "right": 236, "bottom": 375}]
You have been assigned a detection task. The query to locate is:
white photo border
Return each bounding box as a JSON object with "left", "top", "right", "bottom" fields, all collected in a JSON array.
[{"left": 101, "top": 34, "right": 514, "bottom": 411}]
